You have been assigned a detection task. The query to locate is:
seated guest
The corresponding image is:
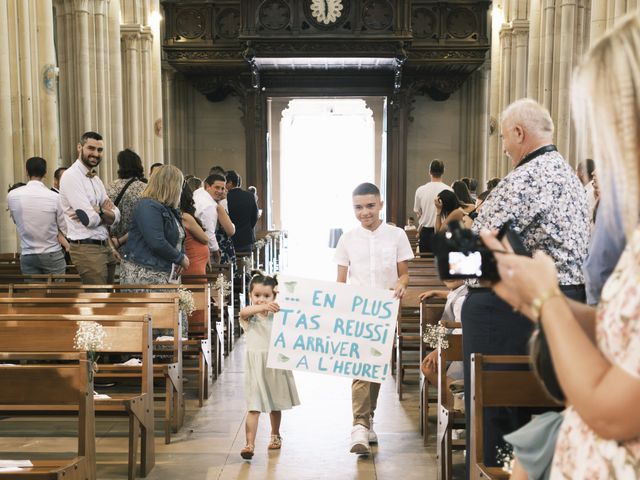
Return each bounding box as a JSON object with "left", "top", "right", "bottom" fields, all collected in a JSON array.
[
  {"left": 7, "top": 156, "right": 67, "bottom": 275},
  {"left": 186, "top": 176, "right": 202, "bottom": 193},
  {"left": 180, "top": 183, "right": 209, "bottom": 277},
  {"left": 482, "top": 15, "right": 640, "bottom": 479},
  {"left": 486, "top": 177, "right": 501, "bottom": 191},
  {"left": 107, "top": 149, "right": 147, "bottom": 253},
  {"left": 120, "top": 165, "right": 189, "bottom": 285},
  {"left": 149, "top": 162, "right": 163, "bottom": 177},
  {"left": 419, "top": 280, "right": 467, "bottom": 407},
  {"left": 226, "top": 170, "right": 258, "bottom": 254}
]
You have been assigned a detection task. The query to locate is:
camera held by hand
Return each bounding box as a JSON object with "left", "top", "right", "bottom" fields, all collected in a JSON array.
[{"left": 431, "top": 220, "right": 529, "bottom": 281}]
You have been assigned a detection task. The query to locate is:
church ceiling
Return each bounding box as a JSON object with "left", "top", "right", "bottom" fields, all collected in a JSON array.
[{"left": 161, "top": 0, "right": 490, "bottom": 99}]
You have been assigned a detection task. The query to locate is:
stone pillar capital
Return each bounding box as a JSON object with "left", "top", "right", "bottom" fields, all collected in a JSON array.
[{"left": 73, "top": 0, "right": 90, "bottom": 13}]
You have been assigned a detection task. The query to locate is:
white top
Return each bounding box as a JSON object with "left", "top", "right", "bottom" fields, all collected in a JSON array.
[
  {"left": 193, "top": 187, "right": 220, "bottom": 252},
  {"left": 59, "top": 159, "right": 120, "bottom": 241},
  {"left": 413, "top": 181, "right": 453, "bottom": 229},
  {"left": 585, "top": 180, "right": 597, "bottom": 222},
  {"left": 334, "top": 222, "right": 414, "bottom": 289},
  {"left": 7, "top": 180, "right": 66, "bottom": 255}
]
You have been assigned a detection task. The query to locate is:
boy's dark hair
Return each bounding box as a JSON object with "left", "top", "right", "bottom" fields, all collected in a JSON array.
[
  {"left": 226, "top": 170, "right": 241, "bottom": 188},
  {"left": 468, "top": 177, "right": 478, "bottom": 192},
  {"left": 80, "top": 131, "right": 102, "bottom": 144},
  {"left": 117, "top": 148, "right": 144, "bottom": 179},
  {"left": 53, "top": 167, "right": 67, "bottom": 181},
  {"left": 486, "top": 177, "right": 501, "bottom": 191},
  {"left": 26, "top": 157, "right": 47, "bottom": 178},
  {"left": 352, "top": 182, "right": 380, "bottom": 197},
  {"left": 249, "top": 271, "right": 279, "bottom": 294},
  {"left": 429, "top": 159, "right": 445, "bottom": 177},
  {"left": 204, "top": 173, "right": 226, "bottom": 186},
  {"left": 150, "top": 162, "right": 163, "bottom": 174},
  {"left": 209, "top": 165, "right": 226, "bottom": 176}
]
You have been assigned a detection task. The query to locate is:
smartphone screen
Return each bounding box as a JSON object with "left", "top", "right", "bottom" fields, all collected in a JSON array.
[{"left": 448, "top": 251, "right": 483, "bottom": 277}]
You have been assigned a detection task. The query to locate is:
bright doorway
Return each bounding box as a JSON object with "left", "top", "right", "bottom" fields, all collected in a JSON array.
[{"left": 270, "top": 98, "right": 386, "bottom": 280}]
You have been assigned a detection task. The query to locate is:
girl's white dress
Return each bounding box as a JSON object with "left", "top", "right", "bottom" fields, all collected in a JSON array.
[{"left": 241, "top": 312, "right": 300, "bottom": 412}]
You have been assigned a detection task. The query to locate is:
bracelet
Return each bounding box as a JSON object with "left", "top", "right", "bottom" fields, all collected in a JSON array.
[{"left": 530, "top": 286, "right": 563, "bottom": 322}]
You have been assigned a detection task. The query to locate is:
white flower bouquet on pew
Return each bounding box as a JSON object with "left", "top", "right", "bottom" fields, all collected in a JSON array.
[
  {"left": 423, "top": 321, "right": 449, "bottom": 350},
  {"left": 178, "top": 287, "right": 196, "bottom": 316},
  {"left": 73, "top": 321, "right": 107, "bottom": 381}
]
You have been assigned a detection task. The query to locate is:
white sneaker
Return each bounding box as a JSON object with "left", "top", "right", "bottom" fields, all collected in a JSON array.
[
  {"left": 350, "top": 425, "right": 371, "bottom": 454},
  {"left": 368, "top": 417, "right": 378, "bottom": 444}
]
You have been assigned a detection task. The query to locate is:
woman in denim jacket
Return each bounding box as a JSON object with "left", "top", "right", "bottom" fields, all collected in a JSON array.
[{"left": 121, "top": 165, "right": 190, "bottom": 285}]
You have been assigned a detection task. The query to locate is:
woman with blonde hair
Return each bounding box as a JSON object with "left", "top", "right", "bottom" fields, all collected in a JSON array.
[
  {"left": 121, "top": 165, "right": 190, "bottom": 285},
  {"left": 481, "top": 14, "right": 640, "bottom": 479}
]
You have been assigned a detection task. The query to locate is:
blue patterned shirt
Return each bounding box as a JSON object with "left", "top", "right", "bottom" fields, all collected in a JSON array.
[{"left": 472, "top": 150, "right": 589, "bottom": 285}]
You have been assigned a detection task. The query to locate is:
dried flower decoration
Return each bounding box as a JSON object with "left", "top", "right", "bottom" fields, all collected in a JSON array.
[
  {"left": 423, "top": 321, "right": 449, "bottom": 350},
  {"left": 496, "top": 445, "right": 514, "bottom": 474},
  {"left": 214, "top": 274, "right": 232, "bottom": 297},
  {"left": 178, "top": 287, "right": 196, "bottom": 316},
  {"left": 73, "top": 321, "right": 107, "bottom": 381}
]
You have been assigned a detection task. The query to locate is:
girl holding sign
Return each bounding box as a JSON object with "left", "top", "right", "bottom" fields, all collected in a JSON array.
[{"left": 239, "top": 273, "right": 300, "bottom": 460}]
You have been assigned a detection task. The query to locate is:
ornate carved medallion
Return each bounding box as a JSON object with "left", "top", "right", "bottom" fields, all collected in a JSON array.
[
  {"left": 362, "top": 0, "right": 393, "bottom": 31},
  {"left": 412, "top": 7, "right": 437, "bottom": 39},
  {"left": 176, "top": 8, "right": 206, "bottom": 39},
  {"left": 310, "top": 0, "right": 344, "bottom": 25},
  {"left": 216, "top": 8, "right": 241, "bottom": 40},
  {"left": 258, "top": 0, "right": 291, "bottom": 31},
  {"left": 446, "top": 8, "right": 476, "bottom": 39}
]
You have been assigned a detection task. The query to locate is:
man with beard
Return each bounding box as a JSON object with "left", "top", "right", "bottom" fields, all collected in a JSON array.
[{"left": 59, "top": 131, "right": 120, "bottom": 284}]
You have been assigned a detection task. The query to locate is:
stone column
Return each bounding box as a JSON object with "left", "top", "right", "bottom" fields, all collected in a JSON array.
[
  {"left": 541, "top": 0, "right": 556, "bottom": 112},
  {"left": 121, "top": 29, "right": 141, "bottom": 153},
  {"left": 0, "top": 0, "right": 17, "bottom": 252},
  {"left": 512, "top": 20, "right": 529, "bottom": 99},
  {"left": 487, "top": 2, "right": 505, "bottom": 179},
  {"left": 36, "top": 0, "right": 61, "bottom": 166},
  {"left": 108, "top": 0, "right": 124, "bottom": 164},
  {"left": 556, "top": 0, "right": 578, "bottom": 162}
]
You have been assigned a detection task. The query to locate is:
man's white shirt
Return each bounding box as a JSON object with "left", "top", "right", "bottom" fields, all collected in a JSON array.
[
  {"left": 413, "top": 181, "right": 453, "bottom": 229},
  {"left": 193, "top": 187, "right": 220, "bottom": 252},
  {"left": 7, "top": 180, "right": 66, "bottom": 254},
  {"left": 334, "top": 222, "right": 414, "bottom": 290},
  {"left": 59, "top": 159, "right": 120, "bottom": 240}
]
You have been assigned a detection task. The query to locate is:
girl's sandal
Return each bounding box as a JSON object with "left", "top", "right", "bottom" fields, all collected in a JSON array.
[
  {"left": 268, "top": 434, "right": 282, "bottom": 450},
  {"left": 240, "top": 444, "right": 255, "bottom": 459}
]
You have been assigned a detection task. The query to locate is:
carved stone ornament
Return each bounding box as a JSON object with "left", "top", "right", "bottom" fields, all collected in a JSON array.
[
  {"left": 258, "top": 0, "right": 291, "bottom": 31},
  {"left": 309, "top": 0, "right": 344, "bottom": 25},
  {"left": 446, "top": 7, "right": 477, "bottom": 39},
  {"left": 412, "top": 7, "right": 437, "bottom": 39},
  {"left": 216, "top": 8, "right": 241, "bottom": 40},
  {"left": 362, "top": 0, "right": 393, "bottom": 30},
  {"left": 176, "top": 8, "right": 206, "bottom": 40}
]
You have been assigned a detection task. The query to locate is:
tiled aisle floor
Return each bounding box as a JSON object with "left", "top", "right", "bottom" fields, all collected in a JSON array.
[{"left": 0, "top": 338, "right": 443, "bottom": 479}]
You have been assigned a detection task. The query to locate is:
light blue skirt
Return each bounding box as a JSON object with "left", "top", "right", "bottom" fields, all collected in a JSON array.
[{"left": 504, "top": 411, "right": 564, "bottom": 480}]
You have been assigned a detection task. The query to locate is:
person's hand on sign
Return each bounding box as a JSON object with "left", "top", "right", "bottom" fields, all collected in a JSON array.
[{"left": 259, "top": 301, "right": 280, "bottom": 314}]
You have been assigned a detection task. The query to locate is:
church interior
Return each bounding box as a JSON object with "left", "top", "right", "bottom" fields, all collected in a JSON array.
[{"left": 0, "top": 1, "right": 639, "bottom": 479}]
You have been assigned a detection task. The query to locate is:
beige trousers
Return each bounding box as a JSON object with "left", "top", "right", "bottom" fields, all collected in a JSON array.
[
  {"left": 69, "top": 243, "right": 116, "bottom": 284},
  {"left": 352, "top": 379, "right": 381, "bottom": 428}
]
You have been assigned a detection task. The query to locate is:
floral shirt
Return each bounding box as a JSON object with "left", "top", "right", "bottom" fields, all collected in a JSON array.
[
  {"left": 472, "top": 150, "right": 589, "bottom": 285},
  {"left": 107, "top": 178, "right": 146, "bottom": 240},
  {"left": 550, "top": 226, "right": 640, "bottom": 479}
]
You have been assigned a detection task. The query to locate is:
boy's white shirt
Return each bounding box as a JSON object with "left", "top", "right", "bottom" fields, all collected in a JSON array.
[{"left": 334, "top": 222, "right": 414, "bottom": 290}]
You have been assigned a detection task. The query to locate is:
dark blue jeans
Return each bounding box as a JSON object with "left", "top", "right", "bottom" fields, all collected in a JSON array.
[{"left": 461, "top": 285, "right": 584, "bottom": 479}]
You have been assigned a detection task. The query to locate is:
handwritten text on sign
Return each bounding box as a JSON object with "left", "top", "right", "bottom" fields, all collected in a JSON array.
[{"left": 266, "top": 275, "right": 399, "bottom": 383}]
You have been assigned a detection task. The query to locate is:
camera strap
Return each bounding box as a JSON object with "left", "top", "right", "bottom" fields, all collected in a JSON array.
[{"left": 515, "top": 144, "right": 557, "bottom": 169}]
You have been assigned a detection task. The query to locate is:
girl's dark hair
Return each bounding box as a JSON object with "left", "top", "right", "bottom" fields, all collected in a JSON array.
[
  {"left": 117, "top": 149, "right": 144, "bottom": 180},
  {"left": 438, "top": 190, "right": 460, "bottom": 219},
  {"left": 249, "top": 271, "right": 278, "bottom": 293},
  {"left": 452, "top": 180, "right": 474, "bottom": 205},
  {"left": 179, "top": 183, "right": 205, "bottom": 230}
]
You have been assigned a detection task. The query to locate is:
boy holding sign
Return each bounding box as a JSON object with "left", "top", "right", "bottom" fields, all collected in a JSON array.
[{"left": 335, "top": 182, "right": 414, "bottom": 455}]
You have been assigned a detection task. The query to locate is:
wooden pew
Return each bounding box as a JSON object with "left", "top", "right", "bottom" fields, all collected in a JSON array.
[
  {"left": 0, "top": 352, "right": 95, "bottom": 480},
  {"left": 0, "top": 296, "right": 184, "bottom": 444},
  {"left": 2, "top": 283, "right": 214, "bottom": 408},
  {"left": 436, "top": 322, "right": 464, "bottom": 480},
  {"left": 470, "top": 354, "right": 562, "bottom": 480},
  {"left": 0, "top": 314, "right": 154, "bottom": 479},
  {"left": 395, "top": 287, "right": 423, "bottom": 400},
  {"left": 419, "top": 298, "right": 446, "bottom": 443}
]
